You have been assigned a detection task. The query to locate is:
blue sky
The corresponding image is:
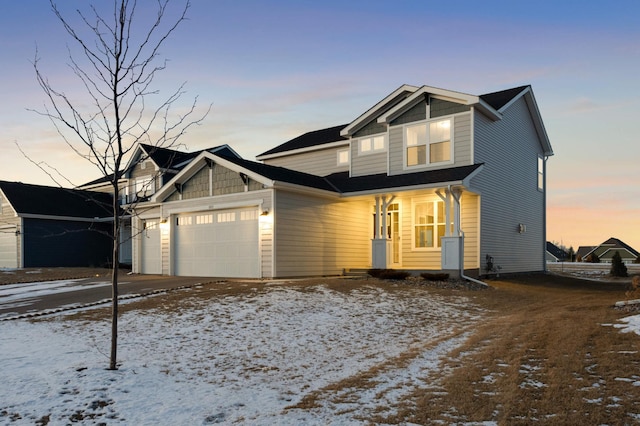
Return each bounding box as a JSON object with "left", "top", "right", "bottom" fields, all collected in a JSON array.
[{"left": 1, "top": 0, "right": 639, "bottom": 251}]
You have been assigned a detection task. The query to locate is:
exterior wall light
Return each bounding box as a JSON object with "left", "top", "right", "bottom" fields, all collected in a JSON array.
[{"left": 518, "top": 223, "right": 526, "bottom": 234}]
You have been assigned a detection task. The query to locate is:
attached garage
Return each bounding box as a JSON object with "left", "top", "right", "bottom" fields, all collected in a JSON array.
[
  {"left": 0, "top": 229, "right": 18, "bottom": 268},
  {"left": 173, "top": 208, "right": 260, "bottom": 278},
  {"left": 140, "top": 219, "right": 161, "bottom": 274}
]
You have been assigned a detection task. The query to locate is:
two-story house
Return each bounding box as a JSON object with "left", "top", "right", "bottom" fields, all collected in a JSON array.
[{"left": 129, "top": 84, "right": 552, "bottom": 279}]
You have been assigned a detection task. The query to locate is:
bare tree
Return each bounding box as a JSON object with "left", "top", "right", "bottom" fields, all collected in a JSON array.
[{"left": 32, "top": 0, "right": 208, "bottom": 370}]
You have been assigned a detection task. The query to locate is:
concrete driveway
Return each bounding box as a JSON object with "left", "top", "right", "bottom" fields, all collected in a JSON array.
[{"left": 0, "top": 273, "right": 217, "bottom": 320}]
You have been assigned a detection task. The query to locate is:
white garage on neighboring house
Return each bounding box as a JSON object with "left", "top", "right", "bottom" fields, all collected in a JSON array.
[{"left": 0, "top": 230, "right": 18, "bottom": 268}]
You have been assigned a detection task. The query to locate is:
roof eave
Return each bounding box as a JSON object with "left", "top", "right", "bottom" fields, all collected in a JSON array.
[
  {"left": 256, "top": 140, "right": 350, "bottom": 161},
  {"left": 340, "top": 84, "right": 420, "bottom": 137}
]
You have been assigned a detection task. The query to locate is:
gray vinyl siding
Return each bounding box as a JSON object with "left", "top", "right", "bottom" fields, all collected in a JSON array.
[
  {"left": 388, "top": 112, "right": 472, "bottom": 176},
  {"left": 351, "top": 149, "right": 387, "bottom": 177},
  {"left": 471, "top": 98, "right": 547, "bottom": 274},
  {"left": 262, "top": 146, "right": 349, "bottom": 176},
  {"left": 273, "top": 191, "right": 370, "bottom": 277}
]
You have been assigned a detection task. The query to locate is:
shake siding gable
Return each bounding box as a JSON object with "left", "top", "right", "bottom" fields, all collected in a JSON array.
[
  {"left": 472, "top": 97, "right": 546, "bottom": 273},
  {"left": 262, "top": 146, "right": 349, "bottom": 176},
  {"left": 273, "top": 191, "right": 370, "bottom": 277}
]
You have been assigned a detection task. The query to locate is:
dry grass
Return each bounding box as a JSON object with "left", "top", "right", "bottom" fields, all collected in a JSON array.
[{"left": 380, "top": 274, "right": 640, "bottom": 425}]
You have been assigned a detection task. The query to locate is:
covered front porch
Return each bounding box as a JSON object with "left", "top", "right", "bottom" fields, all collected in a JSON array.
[{"left": 369, "top": 186, "right": 478, "bottom": 277}]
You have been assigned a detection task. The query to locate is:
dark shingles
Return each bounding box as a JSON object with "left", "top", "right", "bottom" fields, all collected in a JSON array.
[
  {"left": 480, "top": 86, "right": 529, "bottom": 110},
  {"left": 325, "top": 164, "right": 483, "bottom": 193},
  {"left": 0, "top": 181, "right": 113, "bottom": 218},
  {"left": 257, "top": 124, "right": 348, "bottom": 157},
  {"left": 220, "top": 155, "right": 482, "bottom": 195}
]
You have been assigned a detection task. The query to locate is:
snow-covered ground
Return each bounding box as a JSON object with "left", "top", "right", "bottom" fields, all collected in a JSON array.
[
  {"left": 4, "top": 276, "right": 640, "bottom": 425},
  {"left": 1, "top": 280, "right": 484, "bottom": 425}
]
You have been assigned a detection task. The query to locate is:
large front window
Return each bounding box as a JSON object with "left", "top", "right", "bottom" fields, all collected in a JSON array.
[
  {"left": 405, "top": 119, "right": 452, "bottom": 167},
  {"left": 413, "top": 200, "right": 449, "bottom": 249}
]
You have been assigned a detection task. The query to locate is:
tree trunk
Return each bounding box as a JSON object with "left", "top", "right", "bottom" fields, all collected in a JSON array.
[{"left": 109, "top": 189, "right": 120, "bottom": 370}]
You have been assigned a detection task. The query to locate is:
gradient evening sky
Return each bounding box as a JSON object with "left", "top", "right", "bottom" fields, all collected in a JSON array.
[{"left": 1, "top": 0, "right": 639, "bottom": 252}]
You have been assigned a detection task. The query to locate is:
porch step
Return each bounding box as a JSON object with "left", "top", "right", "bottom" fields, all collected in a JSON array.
[{"left": 343, "top": 268, "right": 370, "bottom": 277}]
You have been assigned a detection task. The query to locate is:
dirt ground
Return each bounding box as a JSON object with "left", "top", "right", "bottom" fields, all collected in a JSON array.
[
  {"left": 3, "top": 267, "right": 640, "bottom": 424},
  {"left": 0, "top": 267, "right": 119, "bottom": 285}
]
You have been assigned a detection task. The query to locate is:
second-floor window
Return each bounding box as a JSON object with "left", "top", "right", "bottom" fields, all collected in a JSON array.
[
  {"left": 135, "top": 176, "right": 155, "bottom": 198},
  {"left": 358, "top": 135, "right": 386, "bottom": 155},
  {"left": 337, "top": 148, "right": 350, "bottom": 166},
  {"left": 405, "top": 119, "right": 452, "bottom": 167}
]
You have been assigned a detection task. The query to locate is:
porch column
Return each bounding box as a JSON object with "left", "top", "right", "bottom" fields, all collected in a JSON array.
[{"left": 371, "top": 195, "right": 395, "bottom": 269}]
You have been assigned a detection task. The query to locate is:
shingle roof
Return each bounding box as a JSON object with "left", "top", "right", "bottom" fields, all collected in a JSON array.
[
  {"left": 599, "top": 237, "right": 640, "bottom": 257},
  {"left": 139, "top": 144, "right": 203, "bottom": 170},
  {"left": 257, "top": 124, "right": 348, "bottom": 157},
  {"left": 325, "top": 164, "right": 483, "bottom": 193},
  {"left": 220, "top": 155, "right": 482, "bottom": 195},
  {"left": 480, "top": 86, "right": 530, "bottom": 110},
  {"left": 259, "top": 85, "right": 531, "bottom": 157},
  {"left": 0, "top": 181, "right": 113, "bottom": 218},
  {"left": 546, "top": 242, "right": 568, "bottom": 260}
]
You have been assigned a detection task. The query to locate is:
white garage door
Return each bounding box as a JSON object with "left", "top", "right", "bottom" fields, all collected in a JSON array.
[
  {"left": 140, "top": 220, "right": 161, "bottom": 274},
  {"left": 0, "top": 230, "right": 18, "bottom": 268},
  {"left": 174, "top": 208, "right": 260, "bottom": 278}
]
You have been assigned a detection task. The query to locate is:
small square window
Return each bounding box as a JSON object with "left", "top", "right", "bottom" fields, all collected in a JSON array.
[
  {"left": 358, "top": 135, "right": 386, "bottom": 155},
  {"left": 337, "top": 149, "right": 349, "bottom": 165}
]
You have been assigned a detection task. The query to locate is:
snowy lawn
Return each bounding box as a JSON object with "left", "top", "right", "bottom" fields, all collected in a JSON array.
[{"left": 1, "top": 280, "right": 484, "bottom": 425}]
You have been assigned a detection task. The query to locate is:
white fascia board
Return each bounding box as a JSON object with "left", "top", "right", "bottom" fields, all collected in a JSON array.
[
  {"left": 377, "top": 86, "right": 483, "bottom": 124},
  {"left": 256, "top": 140, "right": 349, "bottom": 161},
  {"left": 339, "top": 180, "right": 467, "bottom": 198},
  {"left": 524, "top": 90, "right": 554, "bottom": 156},
  {"left": 340, "top": 84, "right": 420, "bottom": 137},
  {"left": 272, "top": 181, "right": 341, "bottom": 200},
  {"left": 474, "top": 99, "right": 503, "bottom": 121},
  {"left": 122, "top": 144, "right": 148, "bottom": 175},
  {"left": 151, "top": 152, "right": 275, "bottom": 202},
  {"left": 163, "top": 198, "right": 267, "bottom": 217}
]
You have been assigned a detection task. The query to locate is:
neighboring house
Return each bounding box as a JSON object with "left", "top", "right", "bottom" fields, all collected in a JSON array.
[
  {"left": 580, "top": 237, "right": 639, "bottom": 264},
  {"left": 575, "top": 246, "right": 595, "bottom": 262},
  {"left": 0, "top": 181, "right": 113, "bottom": 268},
  {"left": 129, "top": 83, "right": 553, "bottom": 278},
  {"left": 78, "top": 143, "right": 241, "bottom": 265},
  {"left": 546, "top": 241, "right": 568, "bottom": 262}
]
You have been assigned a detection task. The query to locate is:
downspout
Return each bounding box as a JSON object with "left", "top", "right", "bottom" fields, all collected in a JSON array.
[{"left": 450, "top": 185, "right": 489, "bottom": 287}]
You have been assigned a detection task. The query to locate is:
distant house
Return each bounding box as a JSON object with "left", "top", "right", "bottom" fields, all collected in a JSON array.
[
  {"left": 575, "top": 246, "right": 595, "bottom": 262},
  {"left": 128, "top": 83, "right": 553, "bottom": 278},
  {"left": 546, "top": 242, "right": 568, "bottom": 262},
  {"left": 0, "top": 181, "right": 113, "bottom": 268},
  {"left": 580, "top": 238, "right": 639, "bottom": 264}
]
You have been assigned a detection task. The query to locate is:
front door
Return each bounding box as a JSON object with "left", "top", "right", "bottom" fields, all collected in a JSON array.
[{"left": 387, "top": 203, "right": 401, "bottom": 267}]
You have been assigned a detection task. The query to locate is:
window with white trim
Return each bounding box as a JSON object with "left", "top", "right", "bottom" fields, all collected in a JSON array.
[
  {"left": 405, "top": 119, "right": 452, "bottom": 167},
  {"left": 413, "top": 200, "right": 451, "bottom": 249},
  {"left": 537, "top": 155, "right": 544, "bottom": 191},
  {"left": 358, "top": 135, "right": 386, "bottom": 155},
  {"left": 337, "top": 148, "right": 350, "bottom": 165}
]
